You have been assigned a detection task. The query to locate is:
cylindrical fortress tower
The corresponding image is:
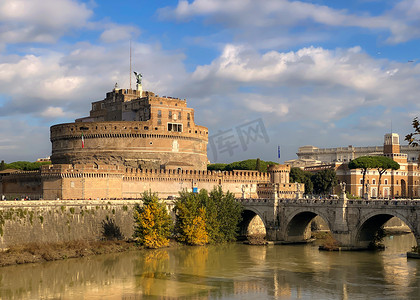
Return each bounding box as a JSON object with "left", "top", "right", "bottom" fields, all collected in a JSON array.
[
  {"left": 50, "top": 88, "right": 208, "bottom": 170},
  {"left": 267, "top": 164, "right": 290, "bottom": 184}
]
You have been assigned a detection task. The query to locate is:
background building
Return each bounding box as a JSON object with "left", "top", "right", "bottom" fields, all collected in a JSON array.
[
  {"left": 301, "top": 133, "right": 420, "bottom": 199},
  {"left": 287, "top": 138, "right": 420, "bottom": 167}
]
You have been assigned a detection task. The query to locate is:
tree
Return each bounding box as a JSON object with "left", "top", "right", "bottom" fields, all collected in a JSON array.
[
  {"left": 5, "top": 161, "right": 51, "bottom": 171},
  {"left": 207, "top": 159, "right": 278, "bottom": 173},
  {"left": 206, "top": 187, "right": 243, "bottom": 243},
  {"left": 348, "top": 156, "right": 400, "bottom": 198},
  {"left": 290, "top": 167, "right": 313, "bottom": 194},
  {"left": 174, "top": 190, "right": 208, "bottom": 245},
  {"left": 311, "top": 169, "right": 338, "bottom": 195},
  {"left": 405, "top": 117, "right": 420, "bottom": 146},
  {"left": 256, "top": 158, "right": 261, "bottom": 172},
  {"left": 374, "top": 156, "right": 400, "bottom": 197},
  {"left": 0, "top": 160, "right": 5, "bottom": 171},
  {"left": 174, "top": 187, "right": 243, "bottom": 244},
  {"left": 133, "top": 191, "right": 172, "bottom": 249},
  {"left": 348, "top": 156, "right": 378, "bottom": 196}
]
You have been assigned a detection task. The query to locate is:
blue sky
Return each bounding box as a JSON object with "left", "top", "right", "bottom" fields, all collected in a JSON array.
[{"left": 1, "top": 0, "right": 420, "bottom": 164}]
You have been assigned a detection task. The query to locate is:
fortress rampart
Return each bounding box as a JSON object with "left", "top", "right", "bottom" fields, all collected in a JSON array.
[{"left": 1, "top": 164, "right": 275, "bottom": 200}]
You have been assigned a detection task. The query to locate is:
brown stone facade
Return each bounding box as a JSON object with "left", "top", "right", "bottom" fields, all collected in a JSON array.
[
  {"left": 52, "top": 88, "right": 208, "bottom": 171},
  {"left": 0, "top": 163, "right": 305, "bottom": 200}
]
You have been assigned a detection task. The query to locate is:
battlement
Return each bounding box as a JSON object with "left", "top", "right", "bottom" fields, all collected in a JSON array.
[{"left": 123, "top": 167, "right": 270, "bottom": 182}]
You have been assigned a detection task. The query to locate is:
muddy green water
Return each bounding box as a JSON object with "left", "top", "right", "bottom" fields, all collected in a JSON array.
[{"left": 0, "top": 234, "right": 419, "bottom": 299}]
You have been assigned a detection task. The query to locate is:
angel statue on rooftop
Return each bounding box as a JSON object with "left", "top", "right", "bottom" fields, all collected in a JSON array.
[{"left": 134, "top": 71, "right": 142, "bottom": 85}]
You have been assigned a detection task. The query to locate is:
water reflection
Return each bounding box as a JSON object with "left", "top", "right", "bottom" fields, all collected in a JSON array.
[{"left": 0, "top": 234, "right": 419, "bottom": 299}]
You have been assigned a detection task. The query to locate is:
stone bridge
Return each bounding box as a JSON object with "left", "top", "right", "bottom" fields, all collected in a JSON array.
[{"left": 238, "top": 197, "right": 420, "bottom": 248}]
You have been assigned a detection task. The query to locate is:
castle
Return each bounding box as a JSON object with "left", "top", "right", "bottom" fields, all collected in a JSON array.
[{"left": 0, "top": 82, "right": 301, "bottom": 200}]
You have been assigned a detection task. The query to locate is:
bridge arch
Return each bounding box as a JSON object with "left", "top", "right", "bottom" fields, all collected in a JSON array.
[
  {"left": 284, "top": 209, "right": 332, "bottom": 243},
  {"left": 355, "top": 211, "right": 418, "bottom": 248},
  {"left": 238, "top": 208, "right": 267, "bottom": 239}
]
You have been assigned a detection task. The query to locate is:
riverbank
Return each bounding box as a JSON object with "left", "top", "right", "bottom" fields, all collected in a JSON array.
[{"left": 0, "top": 240, "right": 141, "bottom": 267}]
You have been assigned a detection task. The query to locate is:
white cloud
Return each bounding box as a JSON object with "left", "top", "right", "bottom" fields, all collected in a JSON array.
[
  {"left": 159, "top": 0, "right": 420, "bottom": 44},
  {"left": 40, "top": 107, "right": 67, "bottom": 118},
  {"left": 100, "top": 24, "right": 140, "bottom": 43},
  {"left": 0, "top": 0, "right": 92, "bottom": 44},
  {"left": 0, "top": 41, "right": 188, "bottom": 120},
  {"left": 177, "top": 43, "right": 420, "bottom": 146}
]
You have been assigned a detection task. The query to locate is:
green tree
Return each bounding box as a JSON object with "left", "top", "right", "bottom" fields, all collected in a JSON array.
[
  {"left": 206, "top": 187, "right": 243, "bottom": 243},
  {"left": 311, "top": 169, "right": 338, "bottom": 195},
  {"left": 6, "top": 161, "right": 51, "bottom": 171},
  {"left": 0, "top": 160, "right": 5, "bottom": 171},
  {"left": 374, "top": 156, "right": 400, "bottom": 197},
  {"left": 207, "top": 163, "right": 227, "bottom": 171},
  {"left": 133, "top": 191, "right": 172, "bottom": 249},
  {"left": 174, "top": 187, "right": 243, "bottom": 244},
  {"left": 290, "top": 167, "right": 314, "bottom": 194},
  {"left": 255, "top": 158, "right": 261, "bottom": 172},
  {"left": 348, "top": 156, "right": 378, "bottom": 196},
  {"left": 208, "top": 159, "right": 278, "bottom": 173},
  {"left": 174, "top": 190, "right": 208, "bottom": 245},
  {"left": 405, "top": 117, "right": 420, "bottom": 146}
]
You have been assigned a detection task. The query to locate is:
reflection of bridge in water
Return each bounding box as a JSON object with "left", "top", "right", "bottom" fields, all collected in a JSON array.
[{"left": 238, "top": 197, "right": 420, "bottom": 248}]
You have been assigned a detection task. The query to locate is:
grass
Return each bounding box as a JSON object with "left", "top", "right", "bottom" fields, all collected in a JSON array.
[{"left": 0, "top": 240, "right": 138, "bottom": 267}]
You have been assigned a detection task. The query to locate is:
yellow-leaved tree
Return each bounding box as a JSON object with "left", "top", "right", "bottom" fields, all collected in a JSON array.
[
  {"left": 174, "top": 190, "right": 208, "bottom": 245},
  {"left": 133, "top": 191, "right": 172, "bottom": 249}
]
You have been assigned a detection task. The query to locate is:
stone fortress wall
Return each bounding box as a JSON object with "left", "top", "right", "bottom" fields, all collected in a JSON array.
[
  {"left": 50, "top": 120, "right": 208, "bottom": 170},
  {"left": 0, "top": 200, "right": 139, "bottom": 249}
]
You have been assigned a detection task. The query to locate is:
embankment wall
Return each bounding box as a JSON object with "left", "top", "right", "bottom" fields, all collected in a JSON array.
[{"left": 0, "top": 200, "right": 143, "bottom": 249}]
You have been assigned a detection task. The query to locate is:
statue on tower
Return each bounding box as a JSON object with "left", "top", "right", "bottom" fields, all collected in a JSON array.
[
  {"left": 134, "top": 71, "right": 142, "bottom": 85},
  {"left": 133, "top": 71, "right": 143, "bottom": 95}
]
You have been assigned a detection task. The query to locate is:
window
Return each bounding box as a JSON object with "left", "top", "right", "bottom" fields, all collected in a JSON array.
[
  {"left": 157, "top": 119, "right": 162, "bottom": 125},
  {"left": 187, "top": 122, "right": 190, "bottom": 128},
  {"left": 373, "top": 179, "right": 376, "bottom": 184},
  {"left": 167, "top": 123, "right": 182, "bottom": 132},
  {"left": 187, "top": 113, "right": 190, "bottom": 120},
  {"left": 169, "top": 110, "right": 172, "bottom": 118},
  {"left": 178, "top": 112, "right": 181, "bottom": 120},
  {"left": 157, "top": 110, "right": 162, "bottom": 117},
  {"left": 385, "top": 179, "right": 388, "bottom": 185}
]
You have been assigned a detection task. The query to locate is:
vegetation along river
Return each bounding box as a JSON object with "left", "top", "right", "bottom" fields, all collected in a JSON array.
[{"left": 0, "top": 234, "right": 419, "bottom": 299}]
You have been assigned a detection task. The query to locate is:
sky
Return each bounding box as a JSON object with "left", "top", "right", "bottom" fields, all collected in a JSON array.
[{"left": 1, "top": 0, "right": 420, "bottom": 164}]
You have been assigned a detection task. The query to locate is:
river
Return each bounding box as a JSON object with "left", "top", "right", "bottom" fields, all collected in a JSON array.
[{"left": 0, "top": 234, "right": 419, "bottom": 299}]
